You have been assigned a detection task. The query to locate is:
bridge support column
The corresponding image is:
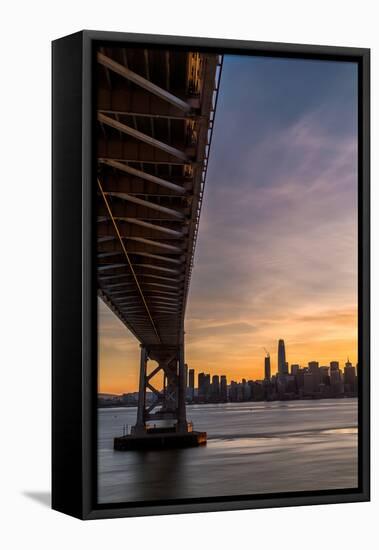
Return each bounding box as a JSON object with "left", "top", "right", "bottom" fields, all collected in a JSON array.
[
  {"left": 159, "top": 356, "right": 178, "bottom": 416},
  {"left": 115, "top": 341, "right": 207, "bottom": 450},
  {"left": 177, "top": 343, "right": 188, "bottom": 433},
  {"left": 133, "top": 345, "right": 147, "bottom": 435}
]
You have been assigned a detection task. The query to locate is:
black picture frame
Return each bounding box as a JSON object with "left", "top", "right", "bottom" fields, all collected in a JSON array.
[{"left": 52, "top": 30, "right": 370, "bottom": 520}]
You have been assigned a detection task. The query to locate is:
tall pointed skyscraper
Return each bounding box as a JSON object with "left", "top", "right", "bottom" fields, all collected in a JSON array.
[
  {"left": 264, "top": 355, "right": 271, "bottom": 381},
  {"left": 278, "top": 339, "right": 288, "bottom": 375}
]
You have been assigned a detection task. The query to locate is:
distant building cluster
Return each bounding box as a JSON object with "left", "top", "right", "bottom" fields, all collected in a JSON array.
[
  {"left": 187, "top": 371, "right": 228, "bottom": 403},
  {"left": 98, "top": 391, "right": 157, "bottom": 408},
  {"left": 187, "top": 339, "right": 358, "bottom": 403},
  {"left": 98, "top": 339, "right": 358, "bottom": 407}
]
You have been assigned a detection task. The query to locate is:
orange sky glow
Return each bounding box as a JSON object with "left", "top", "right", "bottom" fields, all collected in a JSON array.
[{"left": 98, "top": 301, "right": 358, "bottom": 395}]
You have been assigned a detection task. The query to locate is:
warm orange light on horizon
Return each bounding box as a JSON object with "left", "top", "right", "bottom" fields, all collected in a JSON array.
[{"left": 98, "top": 300, "right": 358, "bottom": 395}]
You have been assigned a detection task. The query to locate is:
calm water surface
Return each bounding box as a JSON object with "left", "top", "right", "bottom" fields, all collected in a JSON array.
[{"left": 98, "top": 399, "right": 358, "bottom": 504}]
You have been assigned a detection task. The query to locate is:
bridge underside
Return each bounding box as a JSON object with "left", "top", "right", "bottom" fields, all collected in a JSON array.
[{"left": 96, "top": 45, "right": 222, "bottom": 437}]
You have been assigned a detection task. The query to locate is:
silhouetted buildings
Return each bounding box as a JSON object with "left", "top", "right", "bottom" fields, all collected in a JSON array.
[
  {"left": 189, "top": 342, "right": 358, "bottom": 404},
  {"left": 344, "top": 361, "right": 357, "bottom": 395},
  {"left": 308, "top": 361, "right": 319, "bottom": 373},
  {"left": 290, "top": 364, "right": 300, "bottom": 375},
  {"left": 278, "top": 339, "right": 288, "bottom": 375},
  {"left": 98, "top": 341, "right": 358, "bottom": 409},
  {"left": 303, "top": 361, "right": 321, "bottom": 394},
  {"left": 330, "top": 361, "right": 344, "bottom": 395},
  {"left": 192, "top": 372, "right": 228, "bottom": 402},
  {"left": 264, "top": 354, "right": 271, "bottom": 381},
  {"left": 211, "top": 375, "right": 220, "bottom": 401},
  {"left": 188, "top": 368, "right": 195, "bottom": 388},
  {"left": 188, "top": 368, "right": 195, "bottom": 401},
  {"left": 320, "top": 366, "right": 330, "bottom": 383},
  {"left": 198, "top": 372, "right": 211, "bottom": 402},
  {"left": 198, "top": 372, "right": 205, "bottom": 401},
  {"left": 220, "top": 375, "right": 227, "bottom": 402}
]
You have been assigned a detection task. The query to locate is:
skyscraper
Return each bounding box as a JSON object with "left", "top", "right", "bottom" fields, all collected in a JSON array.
[
  {"left": 344, "top": 362, "right": 356, "bottom": 393},
  {"left": 204, "top": 374, "right": 211, "bottom": 400},
  {"left": 220, "top": 375, "right": 227, "bottom": 401},
  {"left": 290, "top": 364, "right": 300, "bottom": 375},
  {"left": 211, "top": 375, "right": 220, "bottom": 400},
  {"left": 320, "top": 366, "right": 330, "bottom": 385},
  {"left": 264, "top": 355, "right": 271, "bottom": 381},
  {"left": 278, "top": 339, "right": 287, "bottom": 375},
  {"left": 330, "top": 361, "right": 343, "bottom": 394},
  {"left": 188, "top": 368, "right": 195, "bottom": 401},
  {"left": 188, "top": 368, "right": 195, "bottom": 390},
  {"left": 330, "top": 361, "right": 339, "bottom": 371},
  {"left": 198, "top": 372, "right": 205, "bottom": 400},
  {"left": 307, "top": 361, "right": 321, "bottom": 393},
  {"left": 308, "top": 361, "right": 319, "bottom": 373}
]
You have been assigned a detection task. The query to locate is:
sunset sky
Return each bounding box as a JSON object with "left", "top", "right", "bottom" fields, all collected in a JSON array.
[{"left": 98, "top": 54, "right": 358, "bottom": 395}]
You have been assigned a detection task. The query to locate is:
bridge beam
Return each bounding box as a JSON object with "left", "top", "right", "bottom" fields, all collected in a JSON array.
[
  {"left": 100, "top": 159, "right": 186, "bottom": 194},
  {"left": 98, "top": 113, "right": 190, "bottom": 161},
  {"left": 97, "top": 52, "right": 192, "bottom": 112},
  {"left": 106, "top": 191, "right": 186, "bottom": 219}
]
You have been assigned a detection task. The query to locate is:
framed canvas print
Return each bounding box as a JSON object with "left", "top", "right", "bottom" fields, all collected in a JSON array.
[{"left": 52, "top": 31, "right": 370, "bottom": 519}]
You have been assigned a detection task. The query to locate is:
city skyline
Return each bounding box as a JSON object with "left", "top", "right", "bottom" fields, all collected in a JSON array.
[
  {"left": 98, "top": 53, "right": 358, "bottom": 395},
  {"left": 98, "top": 338, "right": 358, "bottom": 406},
  {"left": 98, "top": 324, "right": 357, "bottom": 394}
]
